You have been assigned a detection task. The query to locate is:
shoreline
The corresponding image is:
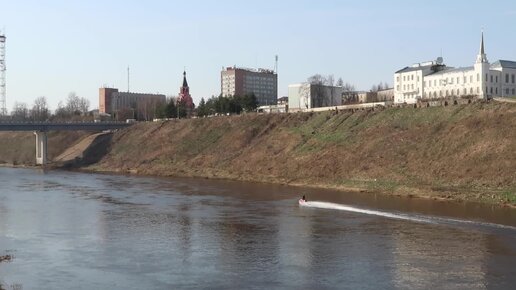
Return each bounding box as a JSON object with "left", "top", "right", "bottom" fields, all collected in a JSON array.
[
  {"left": 66, "top": 164, "right": 516, "bottom": 209},
  {"left": 1, "top": 163, "right": 515, "bottom": 208}
]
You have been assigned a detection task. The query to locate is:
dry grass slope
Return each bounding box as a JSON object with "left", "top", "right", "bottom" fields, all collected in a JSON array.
[{"left": 87, "top": 102, "right": 515, "bottom": 205}]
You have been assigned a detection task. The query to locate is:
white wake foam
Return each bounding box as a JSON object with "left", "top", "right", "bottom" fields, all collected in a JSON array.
[{"left": 300, "top": 201, "right": 516, "bottom": 231}]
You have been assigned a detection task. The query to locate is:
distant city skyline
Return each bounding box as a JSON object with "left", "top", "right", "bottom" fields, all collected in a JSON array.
[{"left": 1, "top": 0, "right": 515, "bottom": 111}]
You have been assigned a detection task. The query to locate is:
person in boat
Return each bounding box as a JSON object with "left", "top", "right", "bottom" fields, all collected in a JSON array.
[{"left": 302, "top": 195, "right": 307, "bottom": 202}]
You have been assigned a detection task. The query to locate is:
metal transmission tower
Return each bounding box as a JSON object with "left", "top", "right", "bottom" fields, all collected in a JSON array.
[{"left": 0, "top": 32, "right": 6, "bottom": 116}]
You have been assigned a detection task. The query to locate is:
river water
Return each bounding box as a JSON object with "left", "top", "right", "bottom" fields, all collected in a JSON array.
[{"left": 0, "top": 167, "right": 515, "bottom": 289}]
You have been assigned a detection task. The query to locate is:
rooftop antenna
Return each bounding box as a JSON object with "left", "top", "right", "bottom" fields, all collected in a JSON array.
[
  {"left": 127, "top": 66, "right": 130, "bottom": 92},
  {"left": 274, "top": 55, "right": 278, "bottom": 74}
]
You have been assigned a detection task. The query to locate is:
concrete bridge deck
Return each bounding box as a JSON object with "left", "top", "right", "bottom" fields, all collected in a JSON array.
[{"left": 0, "top": 121, "right": 131, "bottom": 132}]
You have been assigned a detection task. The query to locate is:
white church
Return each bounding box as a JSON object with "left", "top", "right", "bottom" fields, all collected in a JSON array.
[{"left": 394, "top": 33, "right": 516, "bottom": 104}]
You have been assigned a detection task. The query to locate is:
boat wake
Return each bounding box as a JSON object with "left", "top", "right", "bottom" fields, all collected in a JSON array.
[{"left": 300, "top": 201, "right": 516, "bottom": 231}]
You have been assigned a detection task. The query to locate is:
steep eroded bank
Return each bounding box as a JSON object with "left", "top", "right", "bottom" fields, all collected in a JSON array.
[{"left": 86, "top": 102, "right": 516, "bottom": 205}]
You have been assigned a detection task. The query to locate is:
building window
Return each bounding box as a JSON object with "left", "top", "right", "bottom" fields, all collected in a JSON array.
[
  {"left": 506, "top": 88, "right": 510, "bottom": 95},
  {"left": 490, "top": 87, "right": 493, "bottom": 94},
  {"left": 397, "top": 76, "right": 400, "bottom": 82},
  {"left": 513, "top": 88, "right": 516, "bottom": 95},
  {"left": 496, "top": 87, "right": 498, "bottom": 94},
  {"left": 512, "top": 74, "right": 515, "bottom": 83},
  {"left": 486, "top": 74, "right": 488, "bottom": 81},
  {"left": 457, "top": 89, "right": 460, "bottom": 95},
  {"left": 469, "top": 88, "right": 473, "bottom": 94},
  {"left": 403, "top": 76, "right": 406, "bottom": 81},
  {"left": 434, "top": 80, "right": 437, "bottom": 86},
  {"left": 411, "top": 75, "right": 414, "bottom": 81},
  {"left": 457, "top": 77, "right": 460, "bottom": 84},
  {"left": 496, "top": 76, "right": 498, "bottom": 83},
  {"left": 464, "top": 76, "right": 467, "bottom": 83},
  {"left": 506, "top": 74, "right": 509, "bottom": 83}
]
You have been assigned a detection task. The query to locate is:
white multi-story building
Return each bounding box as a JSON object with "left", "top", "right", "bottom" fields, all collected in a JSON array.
[{"left": 394, "top": 33, "right": 516, "bottom": 104}]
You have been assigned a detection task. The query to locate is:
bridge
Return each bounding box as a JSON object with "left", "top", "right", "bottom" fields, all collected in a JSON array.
[{"left": 0, "top": 121, "right": 132, "bottom": 165}]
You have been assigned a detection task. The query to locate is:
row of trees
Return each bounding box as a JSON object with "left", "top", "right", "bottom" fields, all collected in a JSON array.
[
  {"left": 370, "top": 82, "right": 390, "bottom": 92},
  {"left": 307, "top": 74, "right": 390, "bottom": 92},
  {"left": 196, "top": 93, "right": 258, "bottom": 117},
  {"left": 307, "top": 74, "right": 356, "bottom": 93},
  {"left": 6, "top": 92, "right": 255, "bottom": 122},
  {"left": 306, "top": 74, "right": 391, "bottom": 107},
  {"left": 153, "top": 97, "right": 190, "bottom": 119},
  {"left": 140, "top": 93, "right": 258, "bottom": 120},
  {"left": 9, "top": 92, "right": 91, "bottom": 121}
]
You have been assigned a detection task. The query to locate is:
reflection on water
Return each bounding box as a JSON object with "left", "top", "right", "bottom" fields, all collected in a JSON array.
[{"left": 0, "top": 167, "right": 515, "bottom": 289}]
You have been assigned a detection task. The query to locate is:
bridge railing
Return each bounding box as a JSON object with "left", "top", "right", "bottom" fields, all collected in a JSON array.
[{"left": 0, "top": 121, "right": 133, "bottom": 132}]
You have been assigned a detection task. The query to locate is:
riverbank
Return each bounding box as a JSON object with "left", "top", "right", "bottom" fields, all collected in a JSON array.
[
  {"left": 84, "top": 102, "right": 515, "bottom": 207},
  {"left": 1, "top": 102, "right": 515, "bottom": 207},
  {"left": 83, "top": 165, "right": 516, "bottom": 208}
]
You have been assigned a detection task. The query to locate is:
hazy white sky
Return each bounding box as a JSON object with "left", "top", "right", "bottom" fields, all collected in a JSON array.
[{"left": 1, "top": 0, "right": 515, "bottom": 111}]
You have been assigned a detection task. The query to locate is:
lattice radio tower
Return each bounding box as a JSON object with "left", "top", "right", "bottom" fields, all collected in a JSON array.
[{"left": 0, "top": 31, "right": 6, "bottom": 116}]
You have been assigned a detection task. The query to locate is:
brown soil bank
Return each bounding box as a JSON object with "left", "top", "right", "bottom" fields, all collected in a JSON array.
[{"left": 84, "top": 102, "right": 515, "bottom": 206}]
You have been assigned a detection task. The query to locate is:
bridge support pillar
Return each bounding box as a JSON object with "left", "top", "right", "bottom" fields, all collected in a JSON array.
[{"left": 34, "top": 131, "right": 48, "bottom": 165}]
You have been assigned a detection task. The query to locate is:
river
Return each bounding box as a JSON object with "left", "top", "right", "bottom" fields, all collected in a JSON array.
[{"left": 0, "top": 167, "right": 515, "bottom": 289}]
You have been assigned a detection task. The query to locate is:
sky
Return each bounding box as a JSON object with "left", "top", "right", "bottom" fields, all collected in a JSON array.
[{"left": 1, "top": 0, "right": 515, "bottom": 111}]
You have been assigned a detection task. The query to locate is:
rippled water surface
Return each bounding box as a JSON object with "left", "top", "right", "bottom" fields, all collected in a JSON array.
[{"left": 0, "top": 167, "right": 515, "bottom": 289}]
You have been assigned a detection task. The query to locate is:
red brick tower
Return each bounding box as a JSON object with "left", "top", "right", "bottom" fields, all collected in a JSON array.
[{"left": 177, "top": 71, "right": 194, "bottom": 116}]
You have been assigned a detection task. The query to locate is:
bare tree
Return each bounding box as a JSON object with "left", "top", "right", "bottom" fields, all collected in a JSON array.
[
  {"left": 64, "top": 92, "right": 90, "bottom": 115},
  {"left": 342, "top": 83, "right": 358, "bottom": 104},
  {"left": 336, "top": 77, "right": 344, "bottom": 87},
  {"left": 327, "top": 74, "right": 335, "bottom": 87},
  {"left": 327, "top": 75, "right": 336, "bottom": 105},
  {"left": 31, "top": 96, "right": 50, "bottom": 121},
  {"left": 371, "top": 82, "right": 390, "bottom": 92},
  {"left": 307, "top": 74, "right": 329, "bottom": 108},
  {"left": 307, "top": 74, "right": 326, "bottom": 85},
  {"left": 66, "top": 92, "right": 81, "bottom": 115},
  {"left": 78, "top": 97, "right": 90, "bottom": 114},
  {"left": 137, "top": 97, "right": 164, "bottom": 121},
  {"left": 342, "top": 82, "right": 355, "bottom": 92},
  {"left": 11, "top": 102, "right": 29, "bottom": 121},
  {"left": 383, "top": 82, "right": 390, "bottom": 90}
]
